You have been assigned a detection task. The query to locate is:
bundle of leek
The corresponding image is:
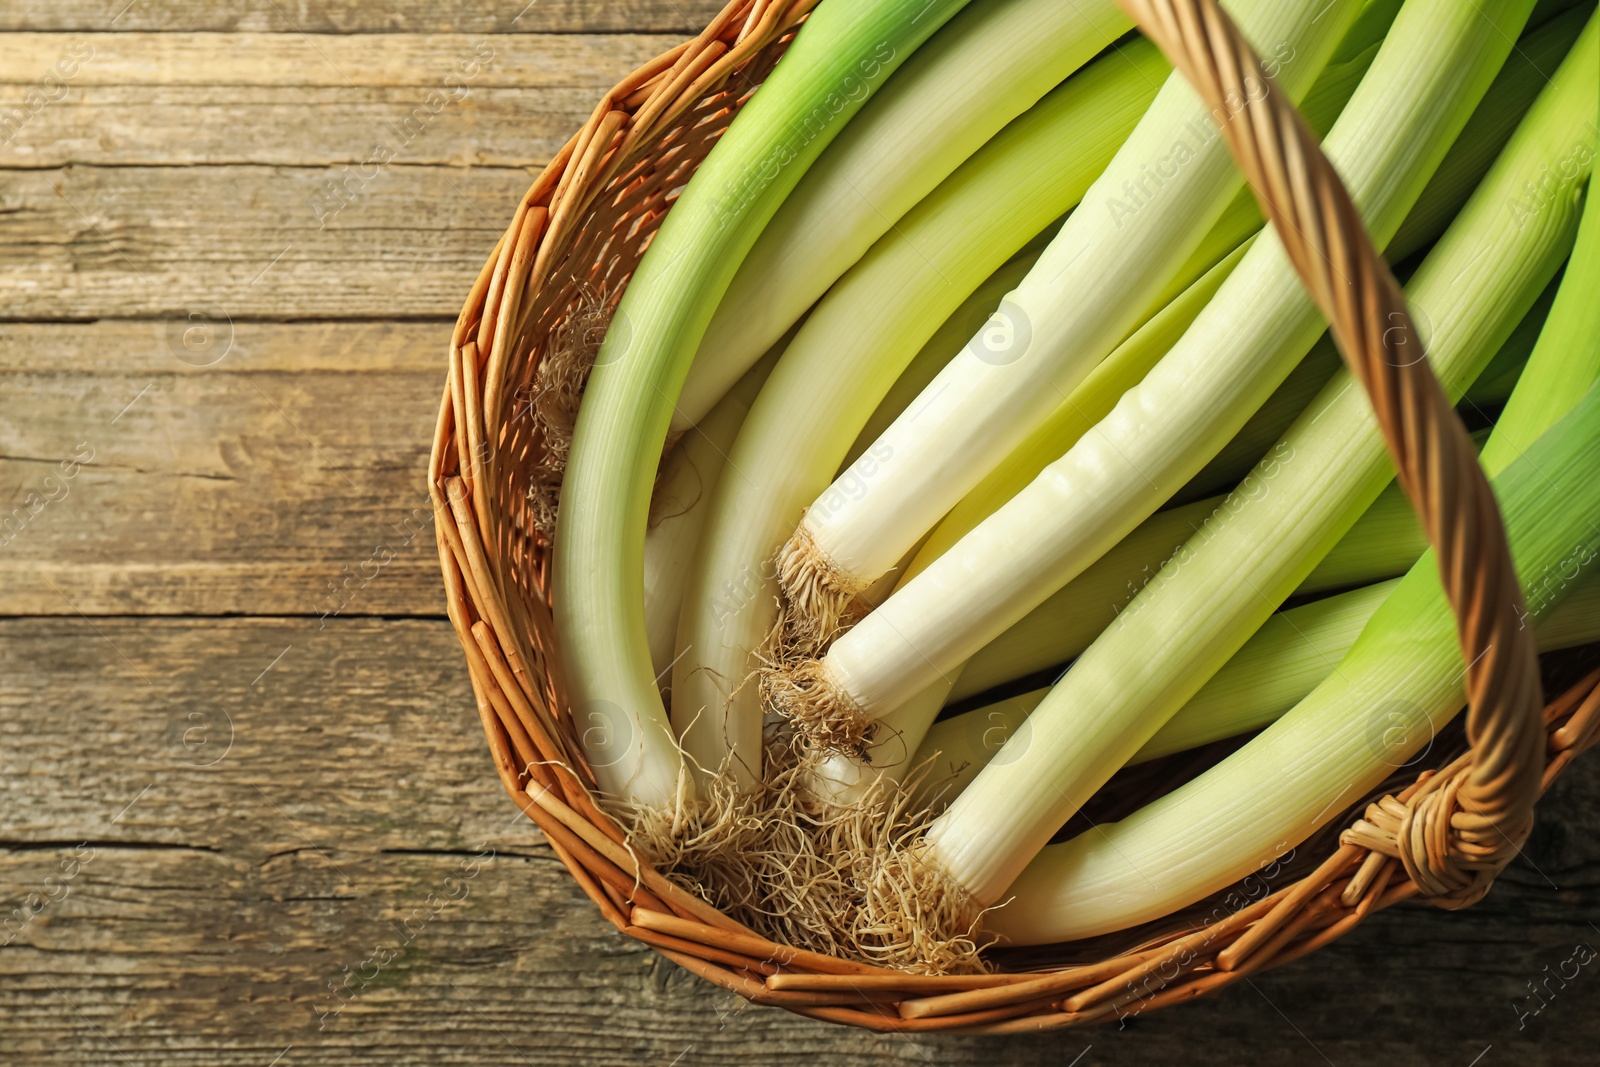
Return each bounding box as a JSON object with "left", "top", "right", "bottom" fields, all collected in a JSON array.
[{"left": 538, "top": 0, "right": 1600, "bottom": 972}]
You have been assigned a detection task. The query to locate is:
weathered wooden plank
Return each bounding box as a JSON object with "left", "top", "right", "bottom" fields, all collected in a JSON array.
[
  {"left": 0, "top": 32, "right": 671, "bottom": 88},
  {"left": 0, "top": 1, "right": 726, "bottom": 34},
  {"left": 0, "top": 164, "right": 521, "bottom": 318},
  {"left": 0, "top": 33, "right": 683, "bottom": 168},
  {"left": 0, "top": 321, "right": 451, "bottom": 616},
  {"left": 0, "top": 618, "right": 507, "bottom": 846},
  {"left": 1, "top": 2, "right": 1596, "bottom": 1060},
  {"left": 0, "top": 85, "right": 596, "bottom": 168},
  {"left": 0, "top": 618, "right": 1596, "bottom": 1063}
]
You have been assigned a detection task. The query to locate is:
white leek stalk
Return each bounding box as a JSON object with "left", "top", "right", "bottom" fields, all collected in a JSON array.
[
  {"left": 554, "top": 0, "right": 976, "bottom": 807},
  {"left": 778, "top": 0, "right": 1366, "bottom": 628},
  {"left": 841, "top": 248, "right": 1046, "bottom": 473},
  {"left": 671, "top": 42, "right": 1172, "bottom": 784},
  {"left": 644, "top": 351, "right": 776, "bottom": 684}
]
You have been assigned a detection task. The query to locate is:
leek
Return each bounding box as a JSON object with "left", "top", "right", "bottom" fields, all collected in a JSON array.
[
  {"left": 553, "top": 0, "right": 975, "bottom": 807},
  {"left": 924, "top": 563, "right": 1600, "bottom": 802},
  {"left": 934, "top": 550, "right": 1600, "bottom": 809},
  {"left": 921, "top": 580, "right": 1401, "bottom": 800},
  {"left": 644, "top": 351, "right": 777, "bottom": 684},
  {"left": 671, "top": 40, "right": 1171, "bottom": 783},
  {"left": 785, "top": 0, "right": 1536, "bottom": 739},
  {"left": 999, "top": 162, "right": 1600, "bottom": 942},
  {"left": 777, "top": 0, "right": 1366, "bottom": 631},
  {"left": 757, "top": 0, "right": 1396, "bottom": 787},
  {"left": 918, "top": 5, "right": 1581, "bottom": 560},
  {"left": 926, "top": 16, "right": 1597, "bottom": 909},
  {"left": 673, "top": 0, "right": 1131, "bottom": 430}
]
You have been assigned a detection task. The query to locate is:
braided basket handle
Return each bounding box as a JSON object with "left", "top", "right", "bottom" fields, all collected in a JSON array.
[{"left": 1117, "top": 0, "right": 1544, "bottom": 904}]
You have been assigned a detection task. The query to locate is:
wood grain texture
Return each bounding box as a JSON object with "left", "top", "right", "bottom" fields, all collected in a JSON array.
[
  {"left": 1, "top": 3, "right": 1597, "bottom": 1062},
  {"left": 1, "top": 619, "right": 1596, "bottom": 1065},
  {"left": 0, "top": 321, "right": 449, "bottom": 616},
  {"left": 0, "top": 33, "right": 671, "bottom": 88},
  {"left": 0, "top": 1, "right": 727, "bottom": 34},
  {"left": 0, "top": 32, "right": 684, "bottom": 169},
  {"left": 0, "top": 163, "right": 524, "bottom": 318},
  {"left": 0, "top": 85, "right": 597, "bottom": 168}
]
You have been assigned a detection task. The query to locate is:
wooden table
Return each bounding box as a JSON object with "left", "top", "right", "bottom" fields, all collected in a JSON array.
[{"left": 2, "top": 3, "right": 1596, "bottom": 1063}]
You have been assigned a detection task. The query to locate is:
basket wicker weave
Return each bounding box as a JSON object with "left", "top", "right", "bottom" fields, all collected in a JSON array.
[{"left": 428, "top": 0, "right": 1600, "bottom": 1032}]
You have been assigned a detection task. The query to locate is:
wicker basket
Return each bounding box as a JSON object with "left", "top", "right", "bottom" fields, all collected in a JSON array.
[{"left": 428, "top": 0, "right": 1600, "bottom": 1032}]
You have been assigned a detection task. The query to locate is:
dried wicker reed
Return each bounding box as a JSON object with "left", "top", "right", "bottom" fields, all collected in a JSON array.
[{"left": 428, "top": 0, "right": 1600, "bottom": 1032}]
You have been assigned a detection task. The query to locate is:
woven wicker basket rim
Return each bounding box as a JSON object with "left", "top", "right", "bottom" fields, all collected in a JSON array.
[{"left": 427, "top": 0, "right": 1600, "bottom": 1032}]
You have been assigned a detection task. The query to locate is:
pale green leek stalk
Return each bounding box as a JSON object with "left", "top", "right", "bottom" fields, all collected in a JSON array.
[
  {"left": 841, "top": 248, "right": 1046, "bottom": 471},
  {"left": 802, "top": 0, "right": 1534, "bottom": 733},
  {"left": 644, "top": 351, "right": 777, "bottom": 684},
  {"left": 998, "top": 145, "right": 1600, "bottom": 946},
  {"left": 915, "top": 6, "right": 1579, "bottom": 561},
  {"left": 1151, "top": 567, "right": 1600, "bottom": 754},
  {"left": 670, "top": 42, "right": 1171, "bottom": 785},
  {"left": 949, "top": 486, "right": 1392, "bottom": 704},
  {"left": 1465, "top": 285, "right": 1556, "bottom": 406},
  {"left": 1478, "top": 155, "right": 1600, "bottom": 473},
  {"left": 922, "top": 580, "right": 1399, "bottom": 801},
  {"left": 553, "top": 0, "right": 975, "bottom": 807},
  {"left": 1180, "top": 273, "right": 1556, "bottom": 501},
  {"left": 926, "top": 17, "right": 1597, "bottom": 907},
  {"left": 1388, "top": 0, "right": 1591, "bottom": 254},
  {"left": 782, "top": 0, "right": 1364, "bottom": 618},
  {"left": 925, "top": 567, "right": 1600, "bottom": 808},
  {"left": 646, "top": 247, "right": 1050, "bottom": 687},
  {"left": 672, "top": 0, "right": 1131, "bottom": 431}
]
